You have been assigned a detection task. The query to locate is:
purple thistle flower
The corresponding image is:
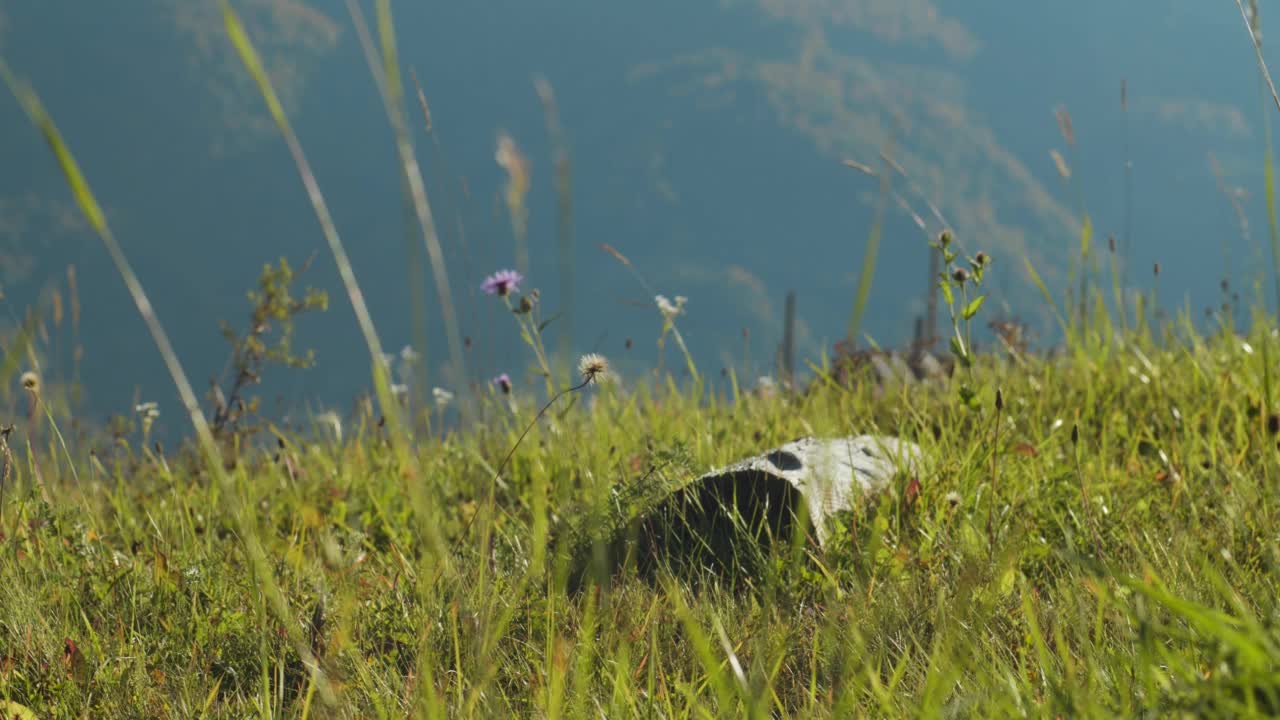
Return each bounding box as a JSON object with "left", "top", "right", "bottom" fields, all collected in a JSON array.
[
  {"left": 493, "top": 373, "right": 512, "bottom": 394},
  {"left": 481, "top": 269, "right": 523, "bottom": 297}
]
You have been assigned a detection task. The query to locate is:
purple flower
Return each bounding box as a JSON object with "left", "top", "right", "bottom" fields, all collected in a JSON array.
[
  {"left": 481, "top": 269, "right": 523, "bottom": 297},
  {"left": 493, "top": 373, "right": 512, "bottom": 394}
]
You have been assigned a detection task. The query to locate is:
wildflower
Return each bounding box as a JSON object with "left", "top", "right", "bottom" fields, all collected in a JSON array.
[
  {"left": 938, "top": 229, "right": 952, "bottom": 248},
  {"left": 432, "top": 387, "right": 454, "bottom": 409},
  {"left": 19, "top": 371, "right": 38, "bottom": 393},
  {"left": 946, "top": 491, "right": 962, "bottom": 508},
  {"left": 577, "top": 353, "right": 610, "bottom": 384},
  {"left": 399, "top": 345, "right": 420, "bottom": 364},
  {"left": 655, "top": 294, "right": 687, "bottom": 321},
  {"left": 952, "top": 267, "right": 968, "bottom": 284},
  {"left": 135, "top": 401, "right": 160, "bottom": 420},
  {"left": 755, "top": 375, "right": 777, "bottom": 398},
  {"left": 972, "top": 252, "right": 989, "bottom": 268},
  {"left": 390, "top": 383, "right": 410, "bottom": 399},
  {"left": 493, "top": 373, "right": 512, "bottom": 394},
  {"left": 481, "top": 269, "right": 523, "bottom": 297}
]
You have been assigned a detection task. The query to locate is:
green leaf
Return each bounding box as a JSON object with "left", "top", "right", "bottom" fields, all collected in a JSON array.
[
  {"left": 949, "top": 336, "right": 967, "bottom": 361},
  {"left": 0, "top": 62, "right": 107, "bottom": 236},
  {"left": 939, "top": 279, "right": 954, "bottom": 307},
  {"left": 1023, "top": 256, "right": 1068, "bottom": 340},
  {"left": 222, "top": 3, "right": 292, "bottom": 135},
  {"left": 1080, "top": 214, "right": 1093, "bottom": 258},
  {"left": 961, "top": 294, "right": 987, "bottom": 320}
]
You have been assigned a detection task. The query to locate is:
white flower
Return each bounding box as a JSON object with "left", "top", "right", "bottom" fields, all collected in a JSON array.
[
  {"left": 432, "top": 387, "right": 454, "bottom": 409},
  {"left": 655, "top": 294, "right": 687, "bottom": 320},
  {"left": 577, "top": 353, "right": 610, "bottom": 384},
  {"left": 399, "top": 345, "right": 421, "bottom": 364},
  {"left": 390, "top": 383, "right": 410, "bottom": 398},
  {"left": 135, "top": 401, "right": 160, "bottom": 420},
  {"left": 945, "top": 491, "right": 962, "bottom": 507}
]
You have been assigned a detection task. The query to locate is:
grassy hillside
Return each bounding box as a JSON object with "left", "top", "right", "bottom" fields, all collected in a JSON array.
[
  {"left": 3, "top": 299, "right": 1280, "bottom": 717},
  {"left": 5, "top": 2, "right": 1280, "bottom": 718}
]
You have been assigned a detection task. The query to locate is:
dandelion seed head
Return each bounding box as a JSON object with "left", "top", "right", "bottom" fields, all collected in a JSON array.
[
  {"left": 577, "top": 353, "right": 610, "bottom": 384},
  {"left": 20, "top": 371, "right": 38, "bottom": 393}
]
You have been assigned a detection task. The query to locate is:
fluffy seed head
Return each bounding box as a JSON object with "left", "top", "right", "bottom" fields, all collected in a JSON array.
[{"left": 577, "top": 353, "right": 610, "bottom": 384}]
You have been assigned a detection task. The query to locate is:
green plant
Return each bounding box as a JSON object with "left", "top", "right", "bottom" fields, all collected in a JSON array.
[{"left": 210, "top": 256, "right": 328, "bottom": 442}]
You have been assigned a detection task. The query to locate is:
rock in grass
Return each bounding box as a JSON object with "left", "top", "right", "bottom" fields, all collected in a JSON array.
[
  {"left": 564, "top": 435, "right": 923, "bottom": 585},
  {"left": 701, "top": 435, "right": 924, "bottom": 547}
]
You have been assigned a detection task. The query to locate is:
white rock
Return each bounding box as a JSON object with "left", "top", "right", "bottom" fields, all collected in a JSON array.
[{"left": 696, "top": 435, "right": 924, "bottom": 546}]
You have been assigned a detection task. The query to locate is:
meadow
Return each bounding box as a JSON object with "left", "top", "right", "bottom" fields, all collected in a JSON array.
[{"left": 5, "top": 2, "right": 1280, "bottom": 718}]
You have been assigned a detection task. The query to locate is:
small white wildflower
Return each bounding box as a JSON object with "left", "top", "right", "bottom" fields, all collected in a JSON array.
[
  {"left": 432, "top": 387, "right": 454, "bottom": 409},
  {"left": 655, "top": 294, "right": 687, "bottom": 320},
  {"left": 945, "top": 491, "right": 962, "bottom": 508},
  {"left": 19, "top": 371, "right": 38, "bottom": 393},
  {"left": 135, "top": 401, "right": 160, "bottom": 420},
  {"left": 390, "top": 383, "right": 410, "bottom": 398},
  {"left": 399, "top": 345, "right": 421, "bottom": 363},
  {"left": 577, "top": 353, "right": 610, "bottom": 384}
]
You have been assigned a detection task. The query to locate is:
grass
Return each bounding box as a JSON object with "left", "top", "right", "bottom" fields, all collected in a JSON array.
[
  {"left": 6, "top": 5, "right": 1280, "bottom": 719},
  {"left": 3, "top": 309, "right": 1280, "bottom": 717}
]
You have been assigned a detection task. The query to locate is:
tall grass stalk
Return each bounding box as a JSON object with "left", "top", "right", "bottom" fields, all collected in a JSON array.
[
  {"left": 0, "top": 58, "right": 339, "bottom": 708},
  {"left": 346, "top": 0, "right": 471, "bottom": 415},
  {"left": 1235, "top": 0, "right": 1280, "bottom": 433},
  {"left": 1120, "top": 79, "right": 1134, "bottom": 324},
  {"left": 1236, "top": 0, "right": 1280, "bottom": 313},
  {"left": 535, "top": 76, "right": 576, "bottom": 383},
  {"left": 846, "top": 125, "right": 897, "bottom": 345},
  {"left": 221, "top": 6, "right": 455, "bottom": 711}
]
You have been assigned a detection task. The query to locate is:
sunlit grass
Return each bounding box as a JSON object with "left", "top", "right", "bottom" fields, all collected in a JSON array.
[
  {"left": 2, "top": 304, "right": 1280, "bottom": 716},
  {"left": 5, "top": 4, "right": 1280, "bottom": 718}
]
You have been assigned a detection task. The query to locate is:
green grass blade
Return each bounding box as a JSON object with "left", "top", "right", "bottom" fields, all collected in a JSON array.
[
  {"left": 0, "top": 56, "right": 339, "bottom": 708},
  {"left": 345, "top": 0, "right": 470, "bottom": 416}
]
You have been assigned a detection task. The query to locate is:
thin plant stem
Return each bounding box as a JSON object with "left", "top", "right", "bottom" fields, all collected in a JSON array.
[
  {"left": 988, "top": 389, "right": 1003, "bottom": 557},
  {"left": 1236, "top": 0, "right": 1280, "bottom": 314},
  {"left": 347, "top": 0, "right": 471, "bottom": 420}
]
